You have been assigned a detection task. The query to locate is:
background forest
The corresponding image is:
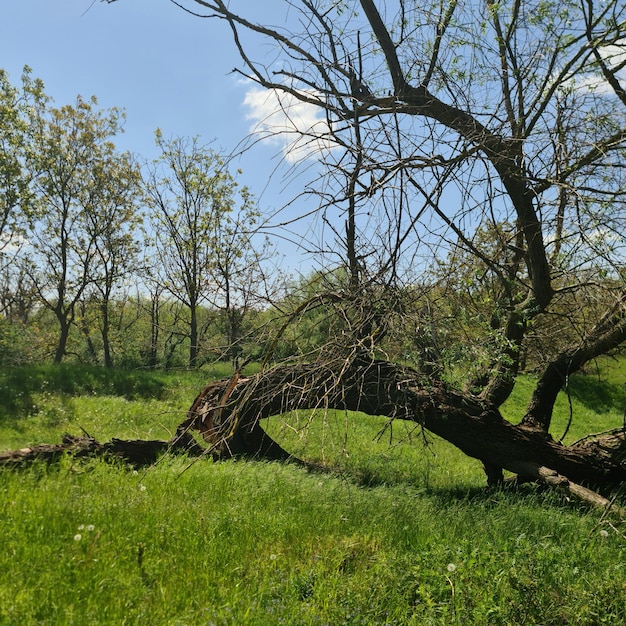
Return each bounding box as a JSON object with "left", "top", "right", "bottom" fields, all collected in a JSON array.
[
  {"left": 0, "top": 68, "right": 288, "bottom": 371},
  {"left": 0, "top": 65, "right": 543, "bottom": 378},
  {"left": 4, "top": 64, "right": 622, "bottom": 380}
]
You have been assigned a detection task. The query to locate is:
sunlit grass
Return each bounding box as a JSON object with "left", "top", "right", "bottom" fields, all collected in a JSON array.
[
  {"left": 1, "top": 457, "right": 624, "bottom": 625},
  {"left": 0, "top": 362, "right": 625, "bottom": 624},
  {"left": 501, "top": 358, "right": 626, "bottom": 443},
  {"left": 263, "top": 409, "right": 486, "bottom": 491},
  {"left": 0, "top": 364, "right": 231, "bottom": 450}
]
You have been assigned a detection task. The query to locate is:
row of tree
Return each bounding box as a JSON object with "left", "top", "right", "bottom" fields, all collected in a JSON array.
[{"left": 0, "top": 67, "right": 279, "bottom": 368}]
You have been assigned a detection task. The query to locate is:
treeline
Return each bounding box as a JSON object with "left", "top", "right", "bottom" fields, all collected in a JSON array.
[
  {"left": 0, "top": 295, "right": 263, "bottom": 369},
  {"left": 3, "top": 68, "right": 623, "bottom": 375},
  {"left": 0, "top": 67, "right": 284, "bottom": 369}
]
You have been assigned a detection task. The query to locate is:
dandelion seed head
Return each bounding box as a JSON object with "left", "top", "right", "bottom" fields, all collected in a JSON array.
[
  {"left": 74, "top": 534, "right": 82, "bottom": 542},
  {"left": 447, "top": 563, "right": 457, "bottom": 572},
  {"left": 599, "top": 529, "right": 609, "bottom": 538}
]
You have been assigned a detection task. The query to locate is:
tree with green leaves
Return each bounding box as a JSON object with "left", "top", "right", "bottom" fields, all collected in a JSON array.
[
  {"left": 0, "top": 68, "right": 47, "bottom": 323},
  {"left": 144, "top": 133, "right": 268, "bottom": 368},
  {"left": 0, "top": 67, "right": 45, "bottom": 253},
  {"left": 81, "top": 151, "right": 143, "bottom": 367},
  {"left": 26, "top": 94, "right": 136, "bottom": 363},
  {"left": 205, "top": 187, "right": 278, "bottom": 370}
]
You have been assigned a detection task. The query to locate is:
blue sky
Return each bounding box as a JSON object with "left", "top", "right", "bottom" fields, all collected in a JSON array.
[{"left": 0, "top": 0, "right": 320, "bottom": 273}]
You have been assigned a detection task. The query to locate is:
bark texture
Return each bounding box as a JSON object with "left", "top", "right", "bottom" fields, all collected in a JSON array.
[
  {"left": 177, "top": 359, "right": 626, "bottom": 484},
  {"left": 0, "top": 432, "right": 205, "bottom": 469}
]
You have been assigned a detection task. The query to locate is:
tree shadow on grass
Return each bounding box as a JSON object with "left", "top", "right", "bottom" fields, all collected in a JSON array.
[
  {"left": 567, "top": 373, "right": 626, "bottom": 415},
  {"left": 0, "top": 364, "right": 170, "bottom": 420}
]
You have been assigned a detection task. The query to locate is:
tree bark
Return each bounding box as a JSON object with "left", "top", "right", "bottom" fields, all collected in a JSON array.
[
  {"left": 0, "top": 433, "right": 205, "bottom": 469},
  {"left": 189, "top": 301, "right": 199, "bottom": 369},
  {"left": 177, "top": 358, "right": 626, "bottom": 490},
  {"left": 101, "top": 300, "right": 113, "bottom": 368},
  {"left": 54, "top": 314, "right": 71, "bottom": 364}
]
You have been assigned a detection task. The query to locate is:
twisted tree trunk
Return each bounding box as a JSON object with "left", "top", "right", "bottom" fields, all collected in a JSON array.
[
  {"left": 176, "top": 358, "right": 626, "bottom": 510},
  {"left": 2, "top": 357, "right": 624, "bottom": 513}
]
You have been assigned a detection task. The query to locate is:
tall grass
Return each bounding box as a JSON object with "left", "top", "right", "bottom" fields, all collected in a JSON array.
[
  {"left": 0, "top": 363, "right": 625, "bottom": 624},
  {"left": 1, "top": 457, "right": 624, "bottom": 625}
]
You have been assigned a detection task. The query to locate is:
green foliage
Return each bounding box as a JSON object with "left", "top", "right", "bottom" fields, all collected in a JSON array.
[
  {"left": 144, "top": 133, "right": 272, "bottom": 369},
  {"left": 0, "top": 318, "right": 34, "bottom": 366},
  {"left": 0, "top": 294, "right": 258, "bottom": 370},
  {"left": 1, "top": 71, "right": 270, "bottom": 371},
  {"left": 265, "top": 270, "right": 345, "bottom": 360},
  {"left": 8, "top": 85, "right": 144, "bottom": 365},
  {"left": 0, "top": 66, "right": 46, "bottom": 240}
]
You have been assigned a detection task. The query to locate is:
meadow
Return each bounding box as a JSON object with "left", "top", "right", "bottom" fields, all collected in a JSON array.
[{"left": 0, "top": 362, "right": 625, "bottom": 625}]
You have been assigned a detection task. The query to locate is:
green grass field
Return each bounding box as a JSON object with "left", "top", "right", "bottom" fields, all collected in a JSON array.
[{"left": 0, "top": 363, "right": 625, "bottom": 625}]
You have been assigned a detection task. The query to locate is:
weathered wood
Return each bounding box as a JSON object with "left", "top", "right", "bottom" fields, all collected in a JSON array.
[
  {"left": 0, "top": 432, "right": 206, "bottom": 469},
  {"left": 176, "top": 358, "right": 626, "bottom": 510}
]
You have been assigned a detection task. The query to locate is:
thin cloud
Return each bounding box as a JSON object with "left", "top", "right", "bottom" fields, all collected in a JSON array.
[
  {"left": 576, "top": 44, "right": 626, "bottom": 94},
  {"left": 243, "top": 85, "right": 339, "bottom": 163}
]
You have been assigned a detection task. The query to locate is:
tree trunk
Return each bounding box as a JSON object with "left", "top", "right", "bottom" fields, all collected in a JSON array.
[
  {"left": 2, "top": 358, "right": 623, "bottom": 512},
  {"left": 189, "top": 302, "right": 199, "bottom": 368},
  {"left": 0, "top": 433, "right": 205, "bottom": 469},
  {"left": 54, "top": 314, "right": 71, "bottom": 364},
  {"left": 177, "top": 358, "right": 626, "bottom": 490},
  {"left": 101, "top": 300, "right": 113, "bottom": 368},
  {"left": 79, "top": 304, "right": 98, "bottom": 364},
  {"left": 148, "top": 290, "right": 160, "bottom": 369}
]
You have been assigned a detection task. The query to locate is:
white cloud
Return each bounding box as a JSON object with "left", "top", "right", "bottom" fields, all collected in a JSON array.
[
  {"left": 0, "top": 232, "right": 28, "bottom": 255},
  {"left": 243, "top": 85, "right": 339, "bottom": 163},
  {"left": 576, "top": 44, "right": 626, "bottom": 94}
]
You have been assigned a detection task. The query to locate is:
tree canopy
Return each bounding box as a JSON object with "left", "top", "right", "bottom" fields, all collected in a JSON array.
[{"left": 0, "top": 70, "right": 274, "bottom": 369}]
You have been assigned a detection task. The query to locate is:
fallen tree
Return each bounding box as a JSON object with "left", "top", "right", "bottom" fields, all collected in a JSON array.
[
  {"left": 141, "top": 0, "right": 626, "bottom": 513},
  {"left": 0, "top": 432, "right": 205, "bottom": 469},
  {"left": 174, "top": 356, "right": 626, "bottom": 514},
  {"left": 1, "top": 355, "right": 624, "bottom": 515}
]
